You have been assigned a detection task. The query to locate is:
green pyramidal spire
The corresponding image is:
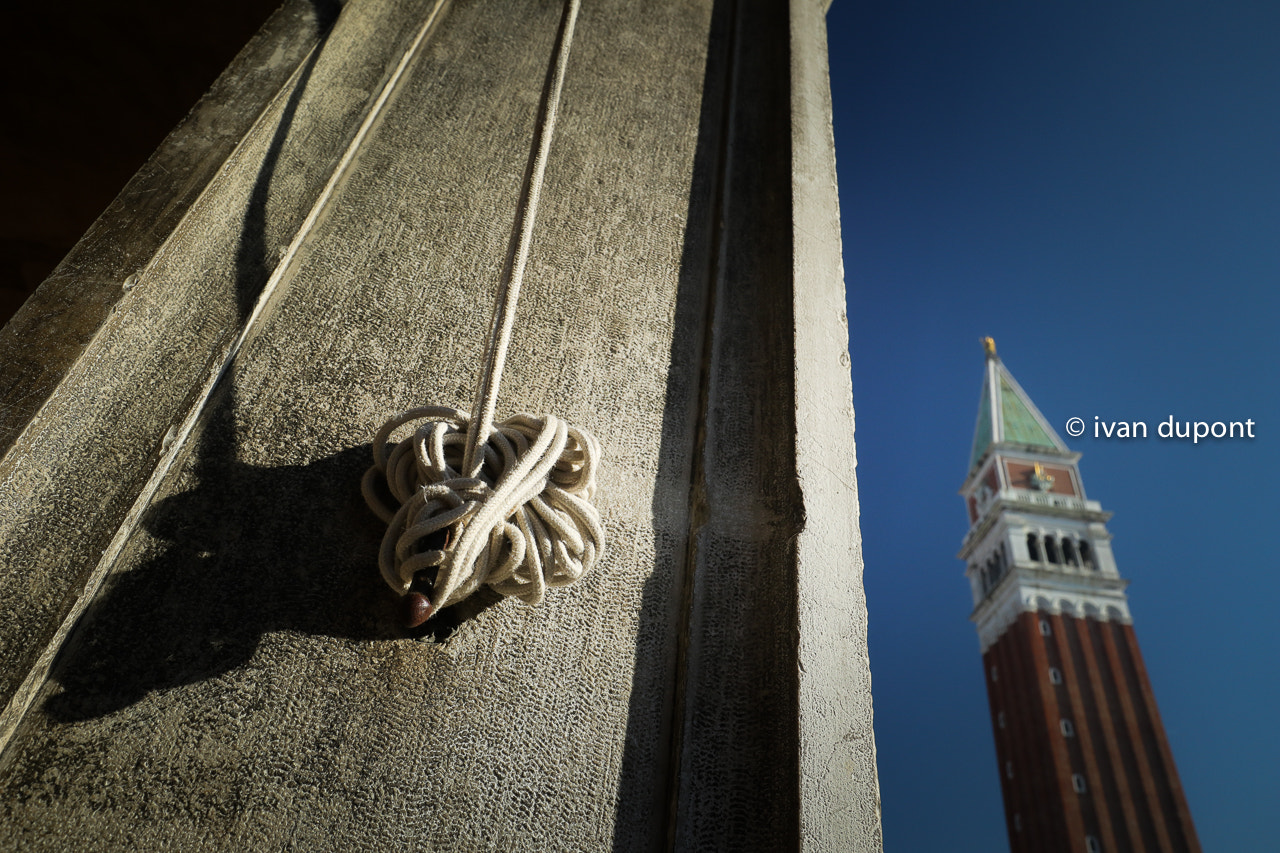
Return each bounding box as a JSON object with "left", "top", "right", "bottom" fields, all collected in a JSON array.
[{"left": 969, "top": 338, "right": 1069, "bottom": 472}]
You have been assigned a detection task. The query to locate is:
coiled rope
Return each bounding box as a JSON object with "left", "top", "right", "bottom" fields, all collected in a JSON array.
[{"left": 362, "top": 0, "right": 603, "bottom": 627}]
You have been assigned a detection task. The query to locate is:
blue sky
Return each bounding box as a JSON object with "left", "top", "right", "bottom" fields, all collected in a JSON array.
[{"left": 826, "top": 2, "right": 1280, "bottom": 850}]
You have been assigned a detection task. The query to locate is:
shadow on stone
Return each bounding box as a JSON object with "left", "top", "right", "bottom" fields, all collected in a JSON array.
[
  {"left": 38, "top": 0, "right": 492, "bottom": 723},
  {"left": 42, "top": 428, "right": 504, "bottom": 724},
  {"left": 612, "top": 0, "right": 802, "bottom": 846},
  {"left": 40, "top": 0, "right": 362, "bottom": 725},
  {"left": 610, "top": 0, "right": 736, "bottom": 845},
  {"left": 43, "top": 439, "right": 384, "bottom": 723}
]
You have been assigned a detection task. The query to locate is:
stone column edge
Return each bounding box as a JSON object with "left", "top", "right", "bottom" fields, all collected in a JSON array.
[{"left": 789, "top": 0, "right": 883, "bottom": 849}]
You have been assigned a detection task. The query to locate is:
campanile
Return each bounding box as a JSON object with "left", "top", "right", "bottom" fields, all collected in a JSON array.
[{"left": 958, "top": 338, "right": 1200, "bottom": 853}]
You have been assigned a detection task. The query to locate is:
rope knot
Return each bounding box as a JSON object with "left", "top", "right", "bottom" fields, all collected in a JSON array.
[
  {"left": 362, "top": 406, "right": 604, "bottom": 624},
  {"left": 364, "top": 0, "right": 595, "bottom": 629}
]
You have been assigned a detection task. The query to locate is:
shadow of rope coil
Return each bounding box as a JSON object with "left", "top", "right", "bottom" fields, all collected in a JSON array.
[{"left": 362, "top": 405, "right": 604, "bottom": 621}]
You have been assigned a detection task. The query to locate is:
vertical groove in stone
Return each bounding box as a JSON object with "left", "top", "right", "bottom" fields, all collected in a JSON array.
[
  {"left": 655, "top": 0, "right": 738, "bottom": 846},
  {"left": 668, "top": 0, "right": 804, "bottom": 845}
]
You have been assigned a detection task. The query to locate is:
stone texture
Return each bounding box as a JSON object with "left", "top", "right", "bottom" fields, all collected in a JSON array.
[
  {"left": 0, "top": 0, "right": 333, "bottom": 455},
  {"left": 0, "top": 0, "right": 445, "bottom": 716},
  {"left": 0, "top": 0, "right": 880, "bottom": 849},
  {"left": 789, "top": 1, "right": 883, "bottom": 848}
]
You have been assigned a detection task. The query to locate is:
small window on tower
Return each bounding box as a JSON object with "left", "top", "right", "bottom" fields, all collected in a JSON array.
[
  {"left": 1045, "top": 536, "right": 1061, "bottom": 564},
  {"left": 1085, "top": 836, "right": 1101, "bottom": 853},
  {"left": 997, "top": 711, "right": 1006, "bottom": 729},
  {"left": 1049, "top": 667, "right": 1063, "bottom": 685},
  {"left": 1006, "top": 761, "right": 1014, "bottom": 779},
  {"left": 1079, "top": 541, "right": 1094, "bottom": 569},
  {"left": 1027, "top": 533, "right": 1041, "bottom": 562},
  {"left": 1072, "top": 773, "right": 1087, "bottom": 793},
  {"left": 991, "top": 666, "right": 999, "bottom": 682},
  {"left": 1063, "top": 538, "right": 1079, "bottom": 566},
  {"left": 1060, "top": 719, "right": 1075, "bottom": 737},
  {"left": 1039, "top": 619, "right": 1051, "bottom": 636}
]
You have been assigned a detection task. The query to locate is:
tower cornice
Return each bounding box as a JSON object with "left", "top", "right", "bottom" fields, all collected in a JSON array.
[{"left": 969, "top": 566, "right": 1131, "bottom": 652}]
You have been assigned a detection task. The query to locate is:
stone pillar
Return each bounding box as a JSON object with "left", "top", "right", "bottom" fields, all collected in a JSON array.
[{"left": 0, "top": 0, "right": 880, "bottom": 849}]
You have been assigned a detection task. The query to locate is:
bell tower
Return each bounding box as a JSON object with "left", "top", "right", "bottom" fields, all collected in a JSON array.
[{"left": 959, "top": 339, "right": 1201, "bottom": 853}]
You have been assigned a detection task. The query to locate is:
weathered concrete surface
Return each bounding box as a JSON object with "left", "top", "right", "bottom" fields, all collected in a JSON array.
[
  {"left": 0, "top": 0, "right": 333, "bottom": 456},
  {"left": 0, "top": 0, "right": 446, "bottom": 718},
  {"left": 0, "top": 0, "right": 880, "bottom": 849}
]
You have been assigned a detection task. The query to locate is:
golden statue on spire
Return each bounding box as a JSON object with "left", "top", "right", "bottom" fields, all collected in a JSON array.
[{"left": 982, "top": 336, "right": 997, "bottom": 358}]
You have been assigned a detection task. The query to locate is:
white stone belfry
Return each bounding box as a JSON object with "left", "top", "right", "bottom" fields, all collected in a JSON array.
[{"left": 958, "top": 339, "right": 1130, "bottom": 652}]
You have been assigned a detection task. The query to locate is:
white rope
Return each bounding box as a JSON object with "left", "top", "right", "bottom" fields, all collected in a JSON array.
[
  {"left": 463, "top": 0, "right": 582, "bottom": 478},
  {"left": 361, "top": 406, "right": 603, "bottom": 611},
  {"left": 363, "top": 0, "right": 603, "bottom": 626}
]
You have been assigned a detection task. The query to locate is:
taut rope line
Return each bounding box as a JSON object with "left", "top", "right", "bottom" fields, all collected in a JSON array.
[
  {"left": 362, "top": 0, "right": 603, "bottom": 628},
  {"left": 463, "top": 0, "right": 580, "bottom": 478}
]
